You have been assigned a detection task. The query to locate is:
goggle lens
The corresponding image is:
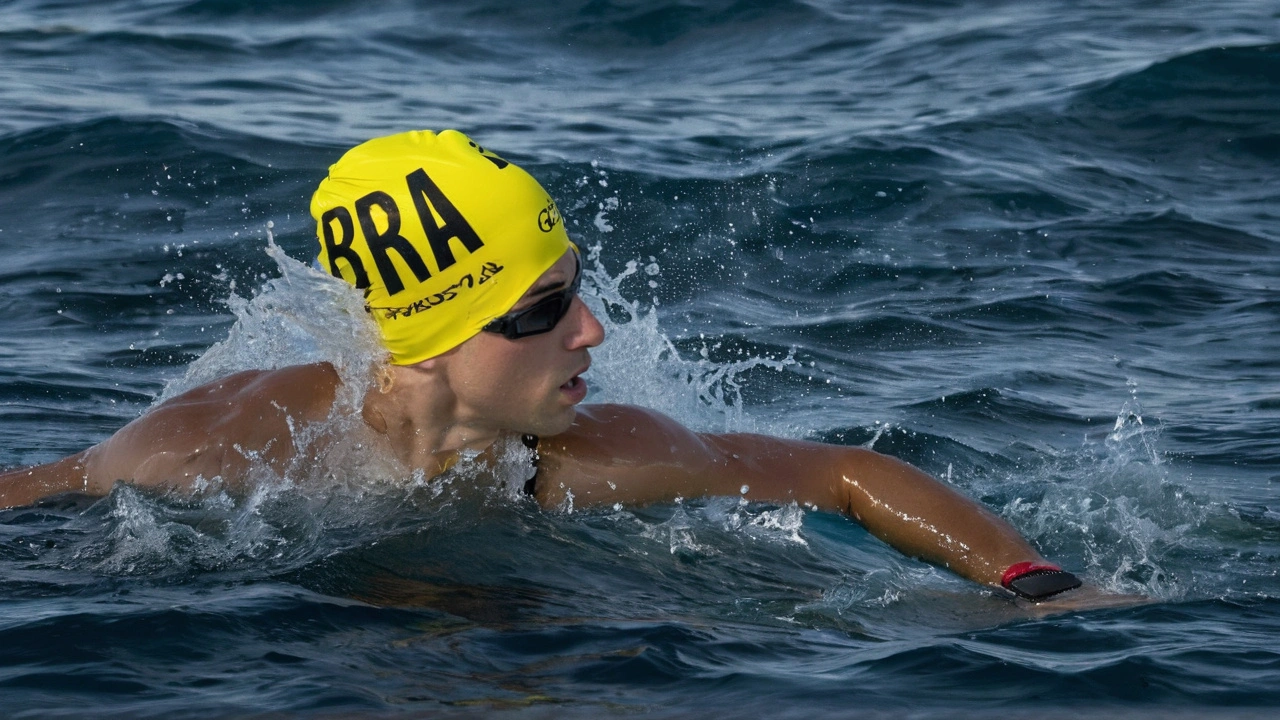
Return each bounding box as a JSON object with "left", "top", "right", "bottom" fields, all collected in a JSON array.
[{"left": 483, "top": 256, "right": 582, "bottom": 339}]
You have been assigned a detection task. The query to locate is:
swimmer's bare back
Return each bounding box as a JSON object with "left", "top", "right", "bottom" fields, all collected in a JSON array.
[
  {"left": 2, "top": 362, "right": 1051, "bottom": 589},
  {"left": 0, "top": 363, "right": 340, "bottom": 508}
]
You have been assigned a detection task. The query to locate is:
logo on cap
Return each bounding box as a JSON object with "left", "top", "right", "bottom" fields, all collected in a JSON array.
[{"left": 538, "top": 199, "right": 561, "bottom": 233}]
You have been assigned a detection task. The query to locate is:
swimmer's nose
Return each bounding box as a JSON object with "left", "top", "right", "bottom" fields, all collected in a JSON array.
[{"left": 565, "top": 296, "right": 605, "bottom": 350}]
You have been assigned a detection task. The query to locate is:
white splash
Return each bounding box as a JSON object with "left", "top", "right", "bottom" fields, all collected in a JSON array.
[
  {"left": 579, "top": 242, "right": 795, "bottom": 435},
  {"left": 997, "top": 392, "right": 1204, "bottom": 601},
  {"left": 158, "top": 227, "right": 382, "bottom": 413}
]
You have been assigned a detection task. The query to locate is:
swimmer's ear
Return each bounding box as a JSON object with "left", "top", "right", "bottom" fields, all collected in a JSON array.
[{"left": 376, "top": 365, "right": 395, "bottom": 394}]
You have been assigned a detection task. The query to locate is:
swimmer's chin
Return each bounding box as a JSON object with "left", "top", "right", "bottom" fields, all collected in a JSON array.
[{"left": 536, "top": 400, "right": 585, "bottom": 439}]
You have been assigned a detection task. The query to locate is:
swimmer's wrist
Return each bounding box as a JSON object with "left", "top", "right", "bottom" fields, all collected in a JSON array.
[{"left": 1001, "top": 561, "right": 1082, "bottom": 602}]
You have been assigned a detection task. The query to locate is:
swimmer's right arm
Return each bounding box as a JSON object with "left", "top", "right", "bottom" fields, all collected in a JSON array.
[{"left": 0, "top": 452, "right": 95, "bottom": 509}]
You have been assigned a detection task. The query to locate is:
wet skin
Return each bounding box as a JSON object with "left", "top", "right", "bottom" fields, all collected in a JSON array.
[{"left": 1, "top": 250, "right": 1101, "bottom": 597}]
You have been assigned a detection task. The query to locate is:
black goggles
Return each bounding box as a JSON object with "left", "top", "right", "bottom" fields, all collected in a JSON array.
[{"left": 482, "top": 255, "right": 582, "bottom": 339}]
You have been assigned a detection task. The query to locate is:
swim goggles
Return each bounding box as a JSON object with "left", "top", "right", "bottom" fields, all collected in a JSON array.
[{"left": 482, "top": 253, "right": 582, "bottom": 339}]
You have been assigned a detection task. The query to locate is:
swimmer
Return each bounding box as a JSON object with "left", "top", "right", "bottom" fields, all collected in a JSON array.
[{"left": 1, "top": 129, "right": 1092, "bottom": 605}]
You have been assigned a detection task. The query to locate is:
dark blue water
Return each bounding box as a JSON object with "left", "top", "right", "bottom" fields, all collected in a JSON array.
[{"left": 2, "top": 0, "right": 1279, "bottom": 717}]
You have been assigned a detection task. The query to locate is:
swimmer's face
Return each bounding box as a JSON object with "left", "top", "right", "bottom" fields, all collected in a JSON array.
[{"left": 441, "top": 250, "right": 604, "bottom": 437}]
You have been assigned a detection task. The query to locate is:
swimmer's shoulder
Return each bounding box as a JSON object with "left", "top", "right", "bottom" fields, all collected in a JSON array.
[
  {"left": 87, "top": 363, "right": 343, "bottom": 489},
  {"left": 163, "top": 362, "right": 341, "bottom": 416},
  {"left": 1, "top": 364, "right": 345, "bottom": 508},
  {"left": 115, "top": 362, "right": 341, "bottom": 444},
  {"left": 543, "top": 404, "right": 713, "bottom": 459},
  {"left": 530, "top": 404, "right": 840, "bottom": 511},
  {"left": 531, "top": 404, "right": 726, "bottom": 508}
]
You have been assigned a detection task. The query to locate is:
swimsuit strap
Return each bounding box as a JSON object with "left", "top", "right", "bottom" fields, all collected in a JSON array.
[{"left": 521, "top": 434, "right": 540, "bottom": 496}]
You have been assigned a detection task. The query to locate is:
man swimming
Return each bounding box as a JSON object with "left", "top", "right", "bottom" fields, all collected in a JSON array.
[{"left": 0, "top": 129, "right": 1084, "bottom": 604}]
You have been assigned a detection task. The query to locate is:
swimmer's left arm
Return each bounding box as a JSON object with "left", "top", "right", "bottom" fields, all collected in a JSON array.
[
  {"left": 706, "top": 432, "right": 1051, "bottom": 589},
  {"left": 540, "top": 403, "right": 1061, "bottom": 591}
]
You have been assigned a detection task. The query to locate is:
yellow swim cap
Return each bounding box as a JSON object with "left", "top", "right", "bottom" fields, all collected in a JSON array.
[{"left": 310, "top": 129, "right": 573, "bottom": 365}]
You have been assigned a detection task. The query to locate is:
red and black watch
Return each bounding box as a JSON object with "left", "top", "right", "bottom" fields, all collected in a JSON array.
[{"left": 1001, "top": 562, "right": 1082, "bottom": 601}]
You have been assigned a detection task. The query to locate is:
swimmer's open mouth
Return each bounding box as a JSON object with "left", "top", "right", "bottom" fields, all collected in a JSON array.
[{"left": 561, "top": 362, "right": 590, "bottom": 395}]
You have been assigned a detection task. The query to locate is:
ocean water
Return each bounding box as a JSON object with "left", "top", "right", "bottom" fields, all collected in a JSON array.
[{"left": 2, "top": 0, "right": 1279, "bottom": 717}]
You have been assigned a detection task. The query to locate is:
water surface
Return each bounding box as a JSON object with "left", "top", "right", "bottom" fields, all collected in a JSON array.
[{"left": 2, "top": 1, "right": 1279, "bottom": 716}]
